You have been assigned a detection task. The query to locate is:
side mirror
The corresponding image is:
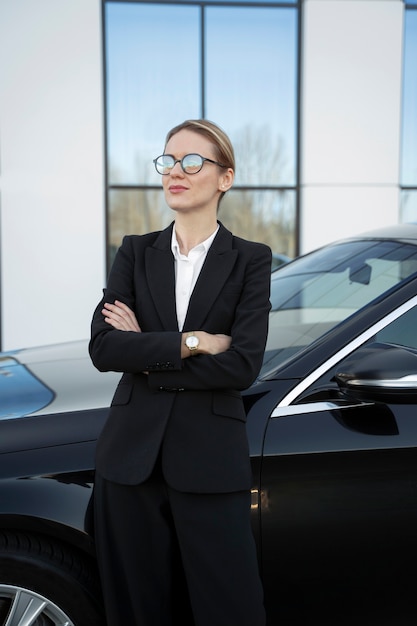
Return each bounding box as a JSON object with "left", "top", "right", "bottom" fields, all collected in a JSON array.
[{"left": 335, "top": 342, "right": 417, "bottom": 403}]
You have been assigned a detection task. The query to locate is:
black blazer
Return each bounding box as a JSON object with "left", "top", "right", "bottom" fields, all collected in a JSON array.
[{"left": 89, "top": 222, "right": 271, "bottom": 493}]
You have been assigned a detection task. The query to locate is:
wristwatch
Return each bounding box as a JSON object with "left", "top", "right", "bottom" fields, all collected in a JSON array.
[{"left": 185, "top": 332, "right": 199, "bottom": 354}]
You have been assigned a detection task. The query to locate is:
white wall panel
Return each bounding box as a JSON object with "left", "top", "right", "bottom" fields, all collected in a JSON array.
[
  {"left": 301, "top": 185, "right": 400, "bottom": 253},
  {"left": 300, "top": 0, "right": 403, "bottom": 252},
  {"left": 0, "top": 0, "right": 105, "bottom": 349}
]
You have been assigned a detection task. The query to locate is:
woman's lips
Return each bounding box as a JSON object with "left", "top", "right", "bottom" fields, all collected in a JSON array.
[{"left": 169, "top": 185, "right": 187, "bottom": 192}]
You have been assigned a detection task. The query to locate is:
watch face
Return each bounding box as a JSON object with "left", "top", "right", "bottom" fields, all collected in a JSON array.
[{"left": 186, "top": 335, "right": 199, "bottom": 349}]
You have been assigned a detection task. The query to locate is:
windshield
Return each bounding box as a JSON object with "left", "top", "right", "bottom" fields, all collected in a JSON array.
[{"left": 261, "top": 239, "right": 417, "bottom": 375}]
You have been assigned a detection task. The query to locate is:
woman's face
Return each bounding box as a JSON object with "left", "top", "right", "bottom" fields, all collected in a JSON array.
[{"left": 162, "top": 129, "right": 233, "bottom": 216}]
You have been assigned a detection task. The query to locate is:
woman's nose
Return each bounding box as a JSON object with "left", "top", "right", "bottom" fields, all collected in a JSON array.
[{"left": 170, "top": 160, "right": 184, "bottom": 175}]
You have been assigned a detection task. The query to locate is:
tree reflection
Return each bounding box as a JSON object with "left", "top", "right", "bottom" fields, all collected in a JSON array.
[{"left": 108, "top": 123, "right": 296, "bottom": 264}]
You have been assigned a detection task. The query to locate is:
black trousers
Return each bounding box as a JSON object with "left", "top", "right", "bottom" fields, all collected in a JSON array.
[{"left": 93, "top": 461, "right": 266, "bottom": 626}]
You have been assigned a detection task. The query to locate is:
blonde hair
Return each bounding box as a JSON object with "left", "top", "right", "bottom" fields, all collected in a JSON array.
[{"left": 165, "top": 119, "right": 235, "bottom": 169}]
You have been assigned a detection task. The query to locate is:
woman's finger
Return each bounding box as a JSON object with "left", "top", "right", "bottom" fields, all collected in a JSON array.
[{"left": 102, "top": 301, "right": 141, "bottom": 332}]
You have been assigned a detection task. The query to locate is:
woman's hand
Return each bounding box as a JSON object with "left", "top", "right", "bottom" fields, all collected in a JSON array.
[{"left": 102, "top": 300, "right": 141, "bottom": 332}]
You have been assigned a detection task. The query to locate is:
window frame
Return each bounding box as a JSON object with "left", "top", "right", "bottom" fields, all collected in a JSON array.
[{"left": 102, "top": 0, "right": 302, "bottom": 271}]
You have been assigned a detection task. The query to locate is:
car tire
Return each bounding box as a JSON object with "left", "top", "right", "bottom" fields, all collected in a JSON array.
[{"left": 0, "top": 531, "right": 104, "bottom": 626}]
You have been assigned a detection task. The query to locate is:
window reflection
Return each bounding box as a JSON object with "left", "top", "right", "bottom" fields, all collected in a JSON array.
[
  {"left": 105, "top": 1, "right": 298, "bottom": 263},
  {"left": 106, "top": 2, "right": 200, "bottom": 185},
  {"left": 109, "top": 188, "right": 295, "bottom": 264},
  {"left": 206, "top": 7, "right": 297, "bottom": 186},
  {"left": 401, "top": 9, "right": 417, "bottom": 186},
  {"left": 401, "top": 191, "right": 417, "bottom": 223},
  {"left": 178, "top": 0, "right": 296, "bottom": 3},
  {"left": 108, "top": 189, "right": 173, "bottom": 265},
  {"left": 220, "top": 190, "right": 296, "bottom": 258}
]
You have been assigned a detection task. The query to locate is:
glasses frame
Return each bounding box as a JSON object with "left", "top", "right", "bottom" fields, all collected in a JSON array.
[{"left": 153, "top": 153, "right": 226, "bottom": 175}]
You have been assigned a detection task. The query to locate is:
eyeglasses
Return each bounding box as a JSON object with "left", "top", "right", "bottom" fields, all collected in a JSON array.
[{"left": 153, "top": 153, "right": 226, "bottom": 175}]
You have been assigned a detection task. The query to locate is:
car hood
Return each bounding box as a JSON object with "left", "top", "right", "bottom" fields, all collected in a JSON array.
[{"left": 0, "top": 340, "right": 120, "bottom": 420}]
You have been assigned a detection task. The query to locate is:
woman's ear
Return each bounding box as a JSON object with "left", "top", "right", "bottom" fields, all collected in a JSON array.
[{"left": 219, "top": 168, "right": 234, "bottom": 192}]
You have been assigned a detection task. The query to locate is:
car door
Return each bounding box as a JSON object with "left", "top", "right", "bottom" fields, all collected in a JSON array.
[{"left": 260, "top": 299, "right": 417, "bottom": 624}]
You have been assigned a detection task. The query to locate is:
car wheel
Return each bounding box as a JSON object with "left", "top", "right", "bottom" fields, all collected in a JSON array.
[{"left": 0, "top": 531, "right": 104, "bottom": 626}]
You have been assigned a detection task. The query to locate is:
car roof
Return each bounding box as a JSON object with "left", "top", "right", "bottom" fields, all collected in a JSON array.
[{"left": 340, "top": 222, "right": 417, "bottom": 245}]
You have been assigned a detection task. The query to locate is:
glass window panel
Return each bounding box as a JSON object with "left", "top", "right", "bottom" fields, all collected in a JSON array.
[
  {"left": 177, "top": 0, "right": 297, "bottom": 3},
  {"left": 219, "top": 189, "right": 296, "bottom": 258},
  {"left": 105, "top": 2, "right": 299, "bottom": 269},
  {"left": 109, "top": 188, "right": 296, "bottom": 264},
  {"left": 401, "top": 10, "right": 417, "bottom": 185},
  {"left": 105, "top": 2, "right": 200, "bottom": 185},
  {"left": 401, "top": 190, "right": 417, "bottom": 223},
  {"left": 205, "top": 7, "right": 297, "bottom": 186},
  {"left": 108, "top": 188, "right": 173, "bottom": 263}
]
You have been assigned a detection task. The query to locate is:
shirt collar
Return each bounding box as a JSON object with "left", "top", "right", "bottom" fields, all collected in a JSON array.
[{"left": 171, "top": 224, "right": 219, "bottom": 258}]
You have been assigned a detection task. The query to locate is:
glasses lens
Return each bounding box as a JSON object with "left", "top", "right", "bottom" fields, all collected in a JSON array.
[
  {"left": 182, "top": 154, "right": 203, "bottom": 174},
  {"left": 155, "top": 155, "right": 174, "bottom": 174}
]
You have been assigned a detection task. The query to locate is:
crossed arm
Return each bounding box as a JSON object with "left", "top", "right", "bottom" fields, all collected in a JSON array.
[{"left": 102, "top": 300, "right": 231, "bottom": 359}]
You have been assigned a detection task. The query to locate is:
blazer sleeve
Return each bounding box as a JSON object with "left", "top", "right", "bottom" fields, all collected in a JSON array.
[
  {"left": 148, "top": 242, "right": 272, "bottom": 392},
  {"left": 89, "top": 235, "right": 183, "bottom": 374}
]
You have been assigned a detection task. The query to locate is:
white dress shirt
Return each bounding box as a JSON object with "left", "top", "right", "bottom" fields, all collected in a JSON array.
[{"left": 171, "top": 226, "right": 219, "bottom": 331}]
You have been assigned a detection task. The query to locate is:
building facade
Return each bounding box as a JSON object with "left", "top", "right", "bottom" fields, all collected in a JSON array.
[{"left": 0, "top": 0, "right": 415, "bottom": 350}]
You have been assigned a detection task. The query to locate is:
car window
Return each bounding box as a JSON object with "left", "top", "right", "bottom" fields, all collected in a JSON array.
[
  {"left": 375, "top": 304, "right": 417, "bottom": 350},
  {"left": 298, "top": 302, "right": 417, "bottom": 405},
  {"left": 262, "top": 239, "right": 417, "bottom": 374}
]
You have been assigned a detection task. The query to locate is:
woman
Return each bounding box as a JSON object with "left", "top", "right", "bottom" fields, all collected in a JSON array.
[{"left": 89, "top": 119, "right": 271, "bottom": 626}]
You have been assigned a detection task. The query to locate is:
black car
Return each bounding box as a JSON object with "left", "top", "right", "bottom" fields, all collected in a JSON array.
[{"left": 2, "top": 223, "right": 417, "bottom": 625}]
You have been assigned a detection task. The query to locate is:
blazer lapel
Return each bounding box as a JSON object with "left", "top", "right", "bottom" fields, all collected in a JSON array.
[
  {"left": 146, "top": 224, "right": 178, "bottom": 330},
  {"left": 183, "top": 223, "right": 238, "bottom": 330}
]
